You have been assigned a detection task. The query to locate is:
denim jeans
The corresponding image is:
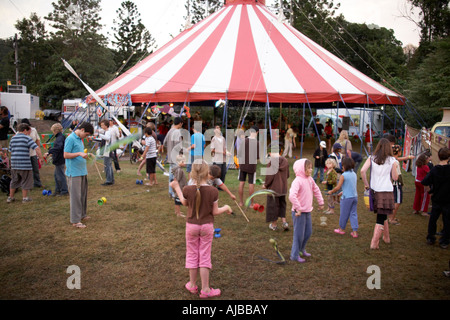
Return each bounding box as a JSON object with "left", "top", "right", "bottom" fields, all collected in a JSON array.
[
  {"left": 104, "top": 156, "right": 114, "bottom": 184},
  {"left": 54, "top": 164, "right": 68, "bottom": 194},
  {"left": 313, "top": 167, "right": 324, "bottom": 182},
  {"left": 291, "top": 211, "right": 312, "bottom": 259}
]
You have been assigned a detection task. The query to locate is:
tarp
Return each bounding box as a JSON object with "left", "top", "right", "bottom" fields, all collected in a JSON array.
[{"left": 93, "top": 0, "right": 404, "bottom": 105}]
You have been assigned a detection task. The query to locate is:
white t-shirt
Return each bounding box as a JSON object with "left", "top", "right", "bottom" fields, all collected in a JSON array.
[
  {"left": 211, "top": 135, "right": 226, "bottom": 163},
  {"left": 145, "top": 136, "right": 157, "bottom": 159},
  {"left": 29, "top": 127, "right": 40, "bottom": 157},
  {"left": 370, "top": 156, "right": 395, "bottom": 192}
]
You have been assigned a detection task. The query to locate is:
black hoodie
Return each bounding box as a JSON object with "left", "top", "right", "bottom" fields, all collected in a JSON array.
[{"left": 421, "top": 164, "right": 450, "bottom": 205}]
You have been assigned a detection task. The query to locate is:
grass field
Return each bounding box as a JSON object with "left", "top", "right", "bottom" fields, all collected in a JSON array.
[{"left": 0, "top": 137, "right": 449, "bottom": 300}]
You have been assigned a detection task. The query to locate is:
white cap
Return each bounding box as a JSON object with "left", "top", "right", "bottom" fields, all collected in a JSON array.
[{"left": 320, "top": 141, "right": 326, "bottom": 148}]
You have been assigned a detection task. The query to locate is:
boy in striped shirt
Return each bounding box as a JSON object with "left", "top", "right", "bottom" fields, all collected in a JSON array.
[{"left": 7, "top": 123, "right": 44, "bottom": 203}]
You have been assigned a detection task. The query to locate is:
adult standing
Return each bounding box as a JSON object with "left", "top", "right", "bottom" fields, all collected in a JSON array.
[
  {"left": 64, "top": 122, "right": 94, "bottom": 228},
  {"left": 21, "top": 119, "right": 43, "bottom": 188},
  {"left": 324, "top": 120, "right": 333, "bottom": 153},
  {"left": 109, "top": 119, "right": 121, "bottom": 173},
  {"left": 361, "top": 138, "right": 399, "bottom": 250},
  {"left": 7, "top": 123, "right": 44, "bottom": 203},
  {"left": 313, "top": 118, "right": 324, "bottom": 146},
  {"left": 282, "top": 123, "right": 295, "bottom": 158},
  {"left": 45, "top": 123, "right": 68, "bottom": 196},
  {"left": 210, "top": 125, "right": 228, "bottom": 183},
  {"left": 187, "top": 124, "right": 205, "bottom": 173},
  {"left": 162, "top": 117, "right": 183, "bottom": 198},
  {"left": 96, "top": 120, "right": 114, "bottom": 186},
  {"left": 237, "top": 126, "right": 259, "bottom": 208},
  {"left": 336, "top": 130, "right": 353, "bottom": 158},
  {"left": 0, "top": 107, "right": 10, "bottom": 149}
]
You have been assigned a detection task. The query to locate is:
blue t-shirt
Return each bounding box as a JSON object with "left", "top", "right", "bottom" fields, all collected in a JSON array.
[
  {"left": 64, "top": 132, "right": 87, "bottom": 177},
  {"left": 341, "top": 170, "right": 357, "bottom": 199},
  {"left": 190, "top": 132, "right": 205, "bottom": 156}
]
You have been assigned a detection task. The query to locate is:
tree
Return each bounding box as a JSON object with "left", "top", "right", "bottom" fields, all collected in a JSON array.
[
  {"left": 406, "top": 37, "right": 450, "bottom": 127},
  {"left": 184, "top": 0, "right": 224, "bottom": 28},
  {"left": 110, "top": 1, "right": 156, "bottom": 75},
  {"left": 408, "top": 0, "right": 450, "bottom": 44},
  {"left": 13, "top": 13, "right": 50, "bottom": 97},
  {"left": 43, "top": 0, "right": 115, "bottom": 106}
]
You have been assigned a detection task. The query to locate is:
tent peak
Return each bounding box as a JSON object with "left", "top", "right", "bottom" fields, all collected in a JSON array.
[{"left": 225, "top": 0, "right": 266, "bottom": 6}]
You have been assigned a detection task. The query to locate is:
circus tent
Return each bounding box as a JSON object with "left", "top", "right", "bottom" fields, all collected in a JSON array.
[{"left": 94, "top": 0, "right": 404, "bottom": 106}]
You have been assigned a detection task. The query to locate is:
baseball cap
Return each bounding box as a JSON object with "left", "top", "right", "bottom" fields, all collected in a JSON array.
[{"left": 333, "top": 143, "right": 342, "bottom": 150}]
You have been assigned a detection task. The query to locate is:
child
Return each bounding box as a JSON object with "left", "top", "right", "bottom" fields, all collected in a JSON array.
[
  {"left": 421, "top": 147, "right": 450, "bottom": 248},
  {"left": 289, "top": 159, "right": 324, "bottom": 263},
  {"left": 171, "top": 154, "right": 187, "bottom": 217},
  {"left": 208, "top": 165, "right": 236, "bottom": 201},
  {"left": 142, "top": 127, "right": 157, "bottom": 186},
  {"left": 45, "top": 123, "right": 69, "bottom": 196},
  {"left": 413, "top": 153, "right": 431, "bottom": 216},
  {"left": 313, "top": 140, "right": 328, "bottom": 183},
  {"left": 329, "top": 143, "right": 343, "bottom": 173},
  {"left": 263, "top": 142, "right": 290, "bottom": 231},
  {"left": 322, "top": 158, "right": 338, "bottom": 214},
  {"left": 329, "top": 157, "right": 359, "bottom": 238},
  {"left": 170, "top": 160, "right": 232, "bottom": 298}
]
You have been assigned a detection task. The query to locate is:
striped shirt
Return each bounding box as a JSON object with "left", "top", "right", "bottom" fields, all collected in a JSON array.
[
  {"left": 9, "top": 133, "right": 38, "bottom": 170},
  {"left": 145, "top": 135, "right": 157, "bottom": 159}
]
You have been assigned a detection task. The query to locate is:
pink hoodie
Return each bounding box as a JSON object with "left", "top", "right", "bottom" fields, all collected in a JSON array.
[{"left": 289, "top": 159, "right": 324, "bottom": 213}]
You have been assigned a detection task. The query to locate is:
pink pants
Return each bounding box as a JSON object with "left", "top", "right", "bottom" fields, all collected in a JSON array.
[{"left": 185, "top": 222, "right": 214, "bottom": 269}]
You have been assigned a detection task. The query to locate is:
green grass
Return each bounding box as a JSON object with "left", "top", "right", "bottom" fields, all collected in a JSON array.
[{"left": 0, "top": 137, "right": 449, "bottom": 300}]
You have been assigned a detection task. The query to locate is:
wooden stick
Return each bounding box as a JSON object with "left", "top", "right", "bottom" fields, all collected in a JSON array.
[
  {"left": 93, "top": 158, "right": 103, "bottom": 181},
  {"left": 234, "top": 200, "right": 250, "bottom": 223}
]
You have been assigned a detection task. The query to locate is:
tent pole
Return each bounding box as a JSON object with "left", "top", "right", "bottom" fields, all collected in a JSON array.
[{"left": 301, "top": 102, "right": 306, "bottom": 158}]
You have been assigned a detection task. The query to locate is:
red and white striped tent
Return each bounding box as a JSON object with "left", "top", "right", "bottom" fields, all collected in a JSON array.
[{"left": 94, "top": 0, "right": 404, "bottom": 105}]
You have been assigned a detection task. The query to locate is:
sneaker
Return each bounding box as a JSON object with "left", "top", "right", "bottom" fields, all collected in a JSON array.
[
  {"left": 6, "top": 197, "right": 15, "bottom": 203},
  {"left": 282, "top": 222, "right": 289, "bottom": 231},
  {"left": 439, "top": 242, "right": 449, "bottom": 249},
  {"left": 290, "top": 256, "right": 306, "bottom": 263},
  {"left": 269, "top": 223, "right": 278, "bottom": 231},
  {"left": 334, "top": 228, "right": 345, "bottom": 235},
  {"left": 199, "top": 288, "right": 221, "bottom": 298},
  {"left": 22, "top": 197, "right": 32, "bottom": 203},
  {"left": 350, "top": 231, "right": 358, "bottom": 238}
]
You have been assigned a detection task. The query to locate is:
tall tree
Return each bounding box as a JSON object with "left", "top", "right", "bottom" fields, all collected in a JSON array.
[
  {"left": 14, "top": 13, "right": 50, "bottom": 97},
  {"left": 110, "top": 1, "right": 156, "bottom": 75},
  {"left": 43, "top": 0, "right": 115, "bottom": 107},
  {"left": 408, "top": 0, "right": 450, "bottom": 44},
  {"left": 184, "top": 0, "right": 224, "bottom": 27}
]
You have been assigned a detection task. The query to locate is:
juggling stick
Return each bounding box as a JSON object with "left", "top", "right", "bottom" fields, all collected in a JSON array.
[
  {"left": 257, "top": 238, "right": 286, "bottom": 265},
  {"left": 244, "top": 189, "right": 277, "bottom": 208},
  {"left": 234, "top": 200, "right": 250, "bottom": 223},
  {"left": 93, "top": 157, "right": 103, "bottom": 181}
]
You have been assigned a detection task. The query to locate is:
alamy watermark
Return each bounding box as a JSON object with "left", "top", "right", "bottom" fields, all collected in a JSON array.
[{"left": 166, "top": 121, "right": 281, "bottom": 175}]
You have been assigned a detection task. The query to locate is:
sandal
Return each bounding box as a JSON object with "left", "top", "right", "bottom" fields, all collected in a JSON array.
[
  {"left": 72, "top": 222, "right": 86, "bottom": 228},
  {"left": 185, "top": 282, "right": 198, "bottom": 294},
  {"left": 389, "top": 219, "right": 400, "bottom": 225},
  {"left": 199, "top": 288, "right": 221, "bottom": 298}
]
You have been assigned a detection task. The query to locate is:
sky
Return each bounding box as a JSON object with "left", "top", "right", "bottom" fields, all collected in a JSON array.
[{"left": 0, "top": 0, "right": 421, "bottom": 48}]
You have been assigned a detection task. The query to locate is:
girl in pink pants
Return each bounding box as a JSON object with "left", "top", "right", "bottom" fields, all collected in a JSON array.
[{"left": 170, "top": 160, "right": 232, "bottom": 298}]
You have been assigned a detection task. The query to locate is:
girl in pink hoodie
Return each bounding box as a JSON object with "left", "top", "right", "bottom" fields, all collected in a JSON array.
[{"left": 289, "top": 159, "right": 324, "bottom": 263}]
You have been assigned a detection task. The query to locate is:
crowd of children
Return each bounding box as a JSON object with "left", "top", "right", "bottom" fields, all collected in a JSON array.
[{"left": 2, "top": 114, "right": 450, "bottom": 298}]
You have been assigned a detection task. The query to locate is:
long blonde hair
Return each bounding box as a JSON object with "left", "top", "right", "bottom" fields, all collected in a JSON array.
[
  {"left": 190, "top": 159, "right": 209, "bottom": 219},
  {"left": 337, "top": 130, "right": 349, "bottom": 143}
]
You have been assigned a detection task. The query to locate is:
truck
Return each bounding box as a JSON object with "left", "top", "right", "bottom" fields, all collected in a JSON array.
[
  {"left": 0, "top": 86, "right": 40, "bottom": 130},
  {"left": 431, "top": 107, "right": 450, "bottom": 138}
]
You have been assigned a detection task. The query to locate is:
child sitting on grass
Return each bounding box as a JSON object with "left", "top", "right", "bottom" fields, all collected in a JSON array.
[{"left": 208, "top": 164, "right": 236, "bottom": 201}]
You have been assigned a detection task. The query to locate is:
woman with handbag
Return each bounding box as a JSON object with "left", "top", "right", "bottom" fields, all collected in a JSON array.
[{"left": 361, "top": 138, "right": 399, "bottom": 249}]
